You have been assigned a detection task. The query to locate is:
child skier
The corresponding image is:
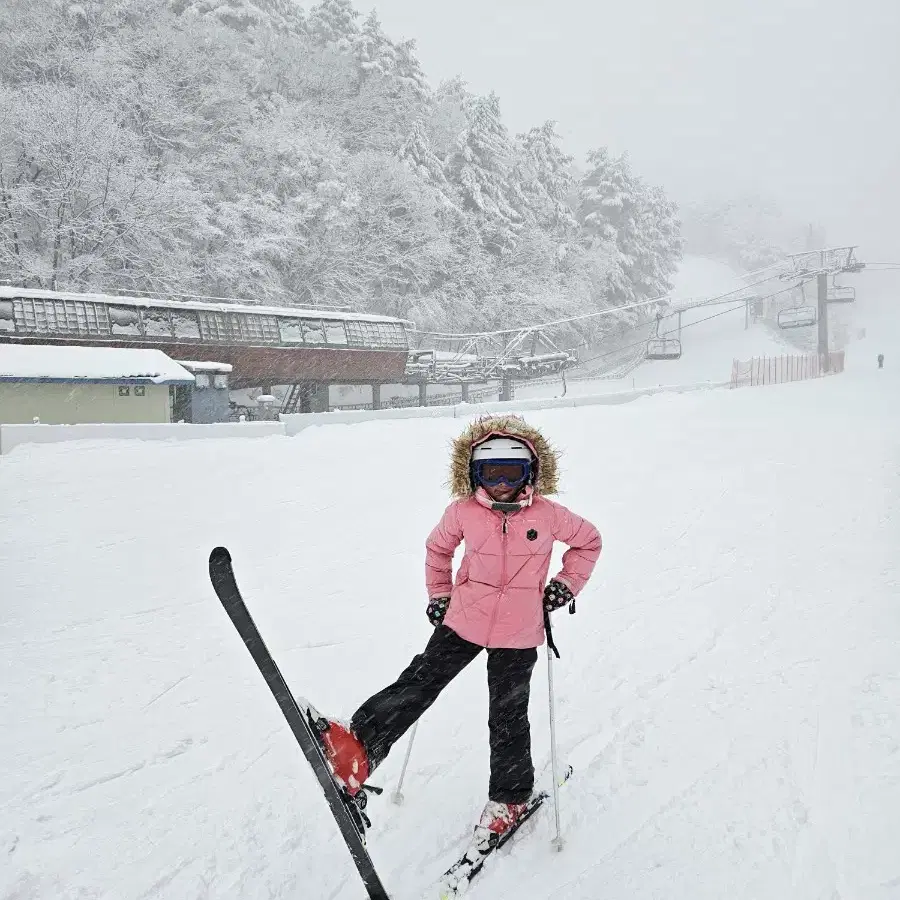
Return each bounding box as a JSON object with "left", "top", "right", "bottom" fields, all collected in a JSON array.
[{"left": 314, "top": 414, "right": 601, "bottom": 846}]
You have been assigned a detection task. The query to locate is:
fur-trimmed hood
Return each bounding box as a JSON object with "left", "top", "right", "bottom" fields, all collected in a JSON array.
[{"left": 449, "top": 414, "right": 560, "bottom": 498}]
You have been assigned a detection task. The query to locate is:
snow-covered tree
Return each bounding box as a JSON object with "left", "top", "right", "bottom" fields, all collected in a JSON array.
[
  {"left": 512, "top": 121, "right": 576, "bottom": 241},
  {"left": 399, "top": 120, "right": 448, "bottom": 189},
  {"left": 577, "top": 148, "right": 642, "bottom": 303},
  {"left": 679, "top": 194, "right": 805, "bottom": 271},
  {"left": 169, "top": 0, "right": 304, "bottom": 33},
  {"left": 636, "top": 186, "right": 682, "bottom": 298},
  {"left": 427, "top": 77, "right": 472, "bottom": 160},
  {"left": 576, "top": 148, "right": 683, "bottom": 309},
  {"left": 0, "top": 0, "right": 686, "bottom": 335},
  {"left": 352, "top": 11, "right": 396, "bottom": 84},
  {"left": 391, "top": 39, "right": 430, "bottom": 105},
  {"left": 578, "top": 148, "right": 636, "bottom": 244},
  {"left": 445, "top": 92, "right": 521, "bottom": 254},
  {"left": 306, "top": 0, "right": 358, "bottom": 50},
  {"left": 0, "top": 83, "right": 201, "bottom": 290}
]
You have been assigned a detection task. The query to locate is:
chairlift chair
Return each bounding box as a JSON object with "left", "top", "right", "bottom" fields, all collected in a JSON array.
[
  {"left": 777, "top": 306, "right": 817, "bottom": 329},
  {"left": 645, "top": 337, "right": 682, "bottom": 360},
  {"left": 826, "top": 285, "right": 856, "bottom": 303}
]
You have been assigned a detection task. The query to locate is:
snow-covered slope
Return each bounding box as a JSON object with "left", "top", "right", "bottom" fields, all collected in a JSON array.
[
  {"left": 2, "top": 367, "right": 899, "bottom": 900},
  {"left": 520, "top": 257, "right": 791, "bottom": 400},
  {"left": 846, "top": 268, "right": 900, "bottom": 367},
  {"left": 632, "top": 256, "right": 788, "bottom": 387}
]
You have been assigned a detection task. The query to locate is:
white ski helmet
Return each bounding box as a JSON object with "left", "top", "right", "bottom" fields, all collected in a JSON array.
[{"left": 471, "top": 436, "right": 532, "bottom": 461}]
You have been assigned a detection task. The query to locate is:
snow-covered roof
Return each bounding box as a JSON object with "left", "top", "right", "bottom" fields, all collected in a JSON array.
[
  {"left": 0, "top": 344, "right": 195, "bottom": 385},
  {"left": 0, "top": 285, "right": 411, "bottom": 326},
  {"left": 177, "top": 360, "right": 233, "bottom": 374}
]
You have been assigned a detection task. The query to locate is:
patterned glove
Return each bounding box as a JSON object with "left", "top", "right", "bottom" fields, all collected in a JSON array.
[
  {"left": 543, "top": 579, "right": 575, "bottom": 613},
  {"left": 426, "top": 596, "right": 451, "bottom": 627}
]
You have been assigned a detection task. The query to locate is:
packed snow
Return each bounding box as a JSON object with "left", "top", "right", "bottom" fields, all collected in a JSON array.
[
  {"left": 2, "top": 334, "right": 898, "bottom": 899},
  {"left": 0, "top": 344, "right": 194, "bottom": 385}
]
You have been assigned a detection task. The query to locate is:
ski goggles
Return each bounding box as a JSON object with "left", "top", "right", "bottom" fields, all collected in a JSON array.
[{"left": 472, "top": 458, "right": 532, "bottom": 488}]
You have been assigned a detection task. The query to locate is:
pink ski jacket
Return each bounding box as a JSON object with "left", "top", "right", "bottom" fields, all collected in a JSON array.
[{"left": 425, "top": 415, "right": 602, "bottom": 649}]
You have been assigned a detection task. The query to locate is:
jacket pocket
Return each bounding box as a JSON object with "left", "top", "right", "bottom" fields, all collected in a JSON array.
[{"left": 455, "top": 556, "right": 470, "bottom": 586}]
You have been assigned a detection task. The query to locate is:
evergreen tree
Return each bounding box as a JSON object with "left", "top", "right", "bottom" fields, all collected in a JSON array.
[
  {"left": 306, "top": 0, "right": 359, "bottom": 50},
  {"left": 636, "top": 186, "right": 682, "bottom": 297},
  {"left": 445, "top": 92, "right": 520, "bottom": 254},
  {"left": 352, "top": 10, "right": 396, "bottom": 84},
  {"left": 428, "top": 76, "right": 472, "bottom": 159},
  {"left": 399, "top": 120, "right": 448, "bottom": 189},
  {"left": 513, "top": 121, "right": 576, "bottom": 233},
  {"left": 578, "top": 148, "right": 647, "bottom": 304},
  {"left": 391, "top": 39, "right": 429, "bottom": 104},
  {"left": 169, "top": 0, "right": 304, "bottom": 33}
]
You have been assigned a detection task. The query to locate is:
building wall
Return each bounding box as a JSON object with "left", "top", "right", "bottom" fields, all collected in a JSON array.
[{"left": 0, "top": 382, "right": 171, "bottom": 424}]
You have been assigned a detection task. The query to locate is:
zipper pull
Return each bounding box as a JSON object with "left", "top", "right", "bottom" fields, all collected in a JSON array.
[{"left": 502, "top": 515, "right": 508, "bottom": 535}]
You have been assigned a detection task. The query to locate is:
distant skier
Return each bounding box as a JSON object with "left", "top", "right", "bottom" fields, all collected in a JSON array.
[
  {"left": 313, "top": 414, "right": 601, "bottom": 848},
  {"left": 878, "top": 353, "right": 884, "bottom": 369}
]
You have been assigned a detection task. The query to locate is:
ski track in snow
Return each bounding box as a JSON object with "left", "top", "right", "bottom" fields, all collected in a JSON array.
[{"left": 2, "top": 265, "right": 900, "bottom": 900}]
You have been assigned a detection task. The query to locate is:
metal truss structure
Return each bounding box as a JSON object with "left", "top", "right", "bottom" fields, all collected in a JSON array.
[
  {"left": 406, "top": 325, "right": 578, "bottom": 385},
  {"left": 401, "top": 247, "right": 866, "bottom": 386}
]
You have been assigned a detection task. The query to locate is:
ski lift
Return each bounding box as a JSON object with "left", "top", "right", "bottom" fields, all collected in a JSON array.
[
  {"left": 645, "top": 338, "right": 682, "bottom": 360},
  {"left": 826, "top": 277, "right": 856, "bottom": 303},
  {"left": 645, "top": 312, "right": 682, "bottom": 360},
  {"left": 777, "top": 306, "right": 817, "bottom": 329}
]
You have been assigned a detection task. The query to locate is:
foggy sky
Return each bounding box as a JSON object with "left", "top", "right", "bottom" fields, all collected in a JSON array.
[{"left": 307, "top": 0, "right": 900, "bottom": 259}]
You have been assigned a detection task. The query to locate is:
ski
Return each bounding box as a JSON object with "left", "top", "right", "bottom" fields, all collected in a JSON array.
[
  {"left": 208, "top": 546, "right": 391, "bottom": 900},
  {"left": 435, "top": 765, "right": 573, "bottom": 899}
]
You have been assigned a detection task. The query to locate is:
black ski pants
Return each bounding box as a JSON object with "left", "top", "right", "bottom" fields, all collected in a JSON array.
[{"left": 351, "top": 624, "right": 538, "bottom": 804}]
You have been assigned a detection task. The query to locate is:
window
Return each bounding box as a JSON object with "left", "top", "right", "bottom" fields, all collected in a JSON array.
[
  {"left": 13, "top": 298, "right": 110, "bottom": 336},
  {"left": 118, "top": 386, "right": 130, "bottom": 397},
  {"left": 172, "top": 311, "right": 201, "bottom": 339},
  {"left": 277, "top": 317, "right": 327, "bottom": 345},
  {"left": 302, "top": 319, "right": 327, "bottom": 345},
  {"left": 235, "top": 314, "right": 279, "bottom": 343},
  {"left": 142, "top": 309, "right": 173, "bottom": 338},
  {"left": 134, "top": 386, "right": 146, "bottom": 397},
  {"left": 345, "top": 320, "right": 407, "bottom": 349},
  {"left": 345, "top": 321, "right": 364, "bottom": 347},
  {"left": 213, "top": 373, "right": 228, "bottom": 389},
  {"left": 0, "top": 300, "right": 13, "bottom": 332},
  {"left": 323, "top": 320, "right": 348, "bottom": 345},
  {"left": 108, "top": 305, "right": 141, "bottom": 336},
  {"left": 278, "top": 319, "right": 305, "bottom": 344},
  {"left": 195, "top": 372, "right": 211, "bottom": 388},
  {"left": 198, "top": 311, "right": 227, "bottom": 342},
  {"left": 198, "top": 311, "right": 279, "bottom": 343}
]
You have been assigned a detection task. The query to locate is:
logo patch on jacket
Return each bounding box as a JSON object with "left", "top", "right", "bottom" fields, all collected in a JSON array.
[{"left": 526, "top": 529, "right": 538, "bottom": 541}]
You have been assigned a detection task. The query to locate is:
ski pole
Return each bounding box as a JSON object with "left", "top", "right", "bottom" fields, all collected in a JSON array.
[
  {"left": 391, "top": 721, "right": 419, "bottom": 805},
  {"left": 544, "top": 610, "right": 564, "bottom": 851}
]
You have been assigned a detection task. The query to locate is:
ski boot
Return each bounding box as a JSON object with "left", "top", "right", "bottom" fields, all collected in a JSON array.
[
  {"left": 297, "top": 699, "right": 381, "bottom": 833},
  {"left": 472, "top": 799, "right": 531, "bottom": 851}
]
